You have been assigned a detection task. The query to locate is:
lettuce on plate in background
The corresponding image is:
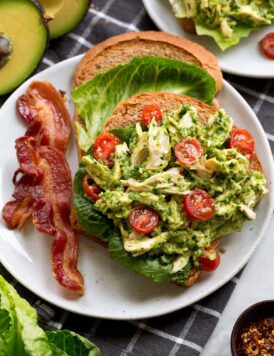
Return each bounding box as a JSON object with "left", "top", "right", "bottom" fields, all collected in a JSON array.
[
  {"left": 0, "top": 275, "right": 100, "bottom": 356},
  {"left": 169, "top": 0, "right": 274, "bottom": 50}
]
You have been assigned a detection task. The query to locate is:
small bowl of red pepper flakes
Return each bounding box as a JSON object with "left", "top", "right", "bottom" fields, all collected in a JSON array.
[{"left": 231, "top": 300, "right": 274, "bottom": 355}]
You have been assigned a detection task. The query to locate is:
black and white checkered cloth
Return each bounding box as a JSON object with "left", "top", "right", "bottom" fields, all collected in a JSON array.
[{"left": 0, "top": 0, "right": 273, "bottom": 355}]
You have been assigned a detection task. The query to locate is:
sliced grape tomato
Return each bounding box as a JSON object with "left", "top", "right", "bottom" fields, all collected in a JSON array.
[
  {"left": 129, "top": 205, "right": 159, "bottom": 234},
  {"left": 183, "top": 189, "right": 215, "bottom": 221}
]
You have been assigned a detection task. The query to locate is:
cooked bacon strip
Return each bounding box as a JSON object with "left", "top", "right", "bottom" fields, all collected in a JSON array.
[
  {"left": 17, "top": 94, "right": 37, "bottom": 123},
  {"left": 16, "top": 81, "right": 71, "bottom": 153},
  {"left": 15, "top": 137, "right": 84, "bottom": 293},
  {"left": 2, "top": 171, "right": 34, "bottom": 229},
  {"left": 15, "top": 136, "right": 43, "bottom": 181},
  {"left": 2, "top": 82, "right": 84, "bottom": 294}
]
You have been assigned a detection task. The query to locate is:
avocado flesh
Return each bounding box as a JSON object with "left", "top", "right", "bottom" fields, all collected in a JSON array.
[
  {"left": 0, "top": 0, "right": 48, "bottom": 96},
  {"left": 40, "top": 0, "right": 90, "bottom": 39}
]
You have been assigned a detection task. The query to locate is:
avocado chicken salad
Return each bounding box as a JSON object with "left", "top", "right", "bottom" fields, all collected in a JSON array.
[
  {"left": 74, "top": 103, "right": 267, "bottom": 285},
  {"left": 169, "top": 0, "right": 274, "bottom": 50}
]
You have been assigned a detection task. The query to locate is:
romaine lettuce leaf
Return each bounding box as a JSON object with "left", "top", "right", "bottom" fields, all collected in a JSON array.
[
  {"left": 0, "top": 275, "right": 101, "bottom": 356},
  {"left": 46, "top": 330, "right": 100, "bottom": 356},
  {"left": 73, "top": 167, "right": 114, "bottom": 242},
  {"left": 110, "top": 126, "right": 135, "bottom": 145},
  {"left": 72, "top": 56, "right": 217, "bottom": 152},
  {"left": 108, "top": 234, "right": 190, "bottom": 284},
  {"left": 0, "top": 275, "right": 53, "bottom": 355}
]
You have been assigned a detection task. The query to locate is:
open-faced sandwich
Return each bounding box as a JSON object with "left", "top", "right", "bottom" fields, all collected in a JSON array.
[
  {"left": 71, "top": 32, "right": 267, "bottom": 287},
  {"left": 169, "top": 0, "right": 274, "bottom": 50}
]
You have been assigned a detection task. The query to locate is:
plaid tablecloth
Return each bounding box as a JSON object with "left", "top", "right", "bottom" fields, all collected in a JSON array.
[{"left": 0, "top": 0, "right": 273, "bottom": 355}]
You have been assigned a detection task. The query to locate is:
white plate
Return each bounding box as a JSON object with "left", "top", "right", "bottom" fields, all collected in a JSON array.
[
  {"left": 0, "top": 56, "right": 273, "bottom": 320},
  {"left": 142, "top": 0, "right": 274, "bottom": 78}
]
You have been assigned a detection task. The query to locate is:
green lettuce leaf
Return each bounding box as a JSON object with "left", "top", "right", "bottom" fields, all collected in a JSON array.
[
  {"left": 73, "top": 167, "right": 114, "bottom": 242},
  {"left": 0, "top": 275, "right": 52, "bottom": 356},
  {"left": 46, "top": 330, "right": 100, "bottom": 356},
  {"left": 72, "top": 56, "right": 217, "bottom": 152},
  {"left": 195, "top": 23, "right": 254, "bottom": 51},
  {"left": 108, "top": 234, "right": 190, "bottom": 284},
  {"left": 110, "top": 126, "right": 136, "bottom": 145},
  {"left": 0, "top": 308, "right": 16, "bottom": 356},
  {"left": 0, "top": 275, "right": 101, "bottom": 356}
]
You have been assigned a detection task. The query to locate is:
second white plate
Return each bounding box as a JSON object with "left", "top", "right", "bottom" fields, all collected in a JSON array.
[{"left": 143, "top": 0, "right": 274, "bottom": 78}]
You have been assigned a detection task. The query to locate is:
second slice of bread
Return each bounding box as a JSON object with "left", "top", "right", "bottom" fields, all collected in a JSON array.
[{"left": 73, "top": 31, "right": 223, "bottom": 91}]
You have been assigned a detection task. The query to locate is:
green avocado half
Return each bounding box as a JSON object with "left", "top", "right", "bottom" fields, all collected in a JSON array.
[
  {"left": 0, "top": 0, "right": 49, "bottom": 96},
  {"left": 39, "top": 0, "right": 91, "bottom": 39}
]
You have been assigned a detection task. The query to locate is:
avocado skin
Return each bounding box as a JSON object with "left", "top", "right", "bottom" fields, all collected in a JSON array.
[
  {"left": 40, "top": 0, "right": 91, "bottom": 39},
  {"left": 30, "top": 0, "right": 50, "bottom": 52},
  {"left": 0, "top": 0, "right": 49, "bottom": 96}
]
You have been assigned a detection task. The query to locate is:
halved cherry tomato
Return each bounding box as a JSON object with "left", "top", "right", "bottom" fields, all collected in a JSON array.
[
  {"left": 129, "top": 205, "right": 159, "bottom": 234},
  {"left": 175, "top": 138, "right": 203, "bottom": 167},
  {"left": 142, "top": 104, "right": 163, "bottom": 126},
  {"left": 82, "top": 175, "right": 102, "bottom": 201},
  {"left": 183, "top": 189, "right": 215, "bottom": 221},
  {"left": 93, "top": 133, "right": 121, "bottom": 167},
  {"left": 199, "top": 247, "right": 220, "bottom": 272},
  {"left": 259, "top": 33, "right": 274, "bottom": 60},
  {"left": 229, "top": 128, "right": 255, "bottom": 157}
]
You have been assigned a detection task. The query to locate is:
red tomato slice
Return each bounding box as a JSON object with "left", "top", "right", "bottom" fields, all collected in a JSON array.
[
  {"left": 183, "top": 189, "right": 215, "bottom": 221},
  {"left": 129, "top": 205, "right": 159, "bottom": 234},
  {"left": 175, "top": 138, "right": 203, "bottom": 167},
  {"left": 93, "top": 133, "right": 121, "bottom": 167},
  {"left": 142, "top": 104, "right": 163, "bottom": 126},
  {"left": 199, "top": 247, "right": 220, "bottom": 272},
  {"left": 82, "top": 175, "right": 102, "bottom": 201},
  {"left": 229, "top": 128, "right": 255, "bottom": 157},
  {"left": 259, "top": 33, "right": 274, "bottom": 60}
]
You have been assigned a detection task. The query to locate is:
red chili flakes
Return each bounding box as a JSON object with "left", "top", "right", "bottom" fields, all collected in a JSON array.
[{"left": 238, "top": 317, "right": 274, "bottom": 355}]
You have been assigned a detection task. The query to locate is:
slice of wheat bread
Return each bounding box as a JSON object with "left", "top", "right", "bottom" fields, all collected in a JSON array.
[
  {"left": 73, "top": 31, "right": 223, "bottom": 91},
  {"left": 103, "top": 92, "right": 217, "bottom": 133}
]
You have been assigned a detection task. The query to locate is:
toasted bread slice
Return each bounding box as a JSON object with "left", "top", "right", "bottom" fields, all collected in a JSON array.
[
  {"left": 75, "top": 91, "right": 263, "bottom": 287},
  {"left": 73, "top": 31, "right": 223, "bottom": 91},
  {"left": 101, "top": 92, "right": 263, "bottom": 287},
  {"left": 103, "top": 92, "right": 217, "bottom": 133}
]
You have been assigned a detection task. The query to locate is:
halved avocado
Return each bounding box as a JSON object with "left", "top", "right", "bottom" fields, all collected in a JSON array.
[
  {"left": 0, "top": 0, "right": 49, "bottom": 96},
  {"left": 40, "top": 0, "right": 90, "bottom": 39}
]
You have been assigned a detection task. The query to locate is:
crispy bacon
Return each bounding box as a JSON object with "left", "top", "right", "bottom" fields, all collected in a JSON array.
[
  {"left": 16, "top": 82, "right": 71, "bottom": 153},
  {"left": 2, "top": 172, "right": 34, "bottom": 229},
  {"left": 17, "top": 94, "right": 37, "bottom": 123},
  {"left": 15, "top": 136, "right": 43, "bottom": 181},
  {"left": 16, "top": 137, "right": 84, "bottom": 293},
  {"left": 36, "top": 144, "right": 84, "bottom": 293},
  {"left": 2, "top": 82, "right": 84, "bottom": 294}
]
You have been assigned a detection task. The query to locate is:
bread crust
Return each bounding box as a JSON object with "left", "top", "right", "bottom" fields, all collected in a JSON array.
[
  {"left": 103, "top": 92, "right": 217, "bottom": 133},
  {"left": 73, "top": 31, "right": 223, "bottom": 92}
]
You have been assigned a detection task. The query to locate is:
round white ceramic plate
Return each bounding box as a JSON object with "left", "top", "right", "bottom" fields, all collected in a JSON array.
[
  {"left": 0, "top": 56, "right": 273, "bottom": 320},
  {"left": 142, "top": 0, "right": 274, "bottom": 78}
]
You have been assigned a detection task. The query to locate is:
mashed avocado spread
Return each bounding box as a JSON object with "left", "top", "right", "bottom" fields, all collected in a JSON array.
[
  {"left": 169, "top": 0, "right": 274, "bottom": 50},
  {"left": 77, "top": 104, "right": 267, "bottom": 283}
]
